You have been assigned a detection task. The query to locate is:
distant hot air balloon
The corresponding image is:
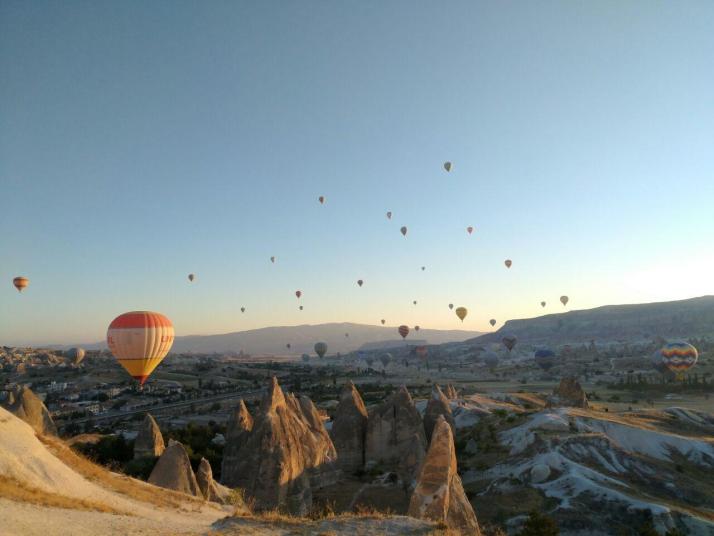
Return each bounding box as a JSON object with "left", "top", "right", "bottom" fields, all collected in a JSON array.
[
  {"left": 270, "top": 256, "right": 275, "bottom": 263},
  {"left": 241, "top": 307, "right": 246, "bottom": 313},
  {"left": 380, "top": 353, "right": 392, "bottom": 368},
  {"left": 504, "top": 260, "right": 512, "bottom": 269},
  {"left": 318, "top": 196, "right": 325, "bottom": 204},
  {"left": 67, "top": 347, "right": 86, "bottom": 365},
  {"left": 467, "top": 226, "right": 473, "bottom": 235},
  {"left": 381, "top": 319, "right": 386, "bottom": 325},
  {"left": 301, "top": 353, "right": 310, "bottom": 363},
  {"left": 489, "top": 319, "right": 496, "bottom": 327},
  {"left": 413, "top": 300, "right": 417, "bottom": 305},
  {"left": 502, "top": 335, "right": 517, "bottom": 352},
  {"left": 455, "top": 307, "right": 468, "bottom": 322},
  {"left": 541, "top": 301, "right": 546, "bottom": 308},
  {"left": 400, "top": 226, "right": 407, "bottom": 237},
  {"left": 295, "top": 290, "right": 302, "bottom": 299},
  {"left": 443, "top": 161, "right": 452, "bottom": 172},
  {"left": 534, "top": 348, "right": 556, "bottom": 371},
  {"left": 345, "top": 333, "right": 349, "bottom": 338},
  {"left": 286, "top": 343, "right": 291, "bottom": 350},
  {"left": 398, "top": 325, "right": 410, "bottom": 339},
  {"left": 421, "top": 266, "right": 425, "bottom": 271},
  {"left": 660, "top": 341, "right": 698, "bottom": 378},
  {"left": 414, "top": 325, "right": 420, "bottom": 331},
  {"left": 386, "top": 211, "right": 392, "bottom": 220},
  {"left": 357, "top": 279, "right": 364, "bottom": 287},
  {"left": 314, "top": 342, "right": 328, "bottom": 358},
  {"left": 650, "top": 349, "right": 669, "bottom": 375},
  {"left": 188, "top": 273, "right": 195, "bottom": 282},
  {"left": 299, "top": 305, "right": 304, "bottom": 310},
  {"left": 448, "top": 303, "right": 454, "bottom": 310},
  {"left": 560, "top": 295, "right": 569, "bottom": 306},
  {"left": 107, "top": 311, "right": 174, "bottom": 385},
  {"left": 13, "top": 277, "right": 29, "bottom": 292}
]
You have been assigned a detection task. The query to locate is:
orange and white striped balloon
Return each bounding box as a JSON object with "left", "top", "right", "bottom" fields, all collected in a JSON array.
[
  {"left": 13, "top": 276, "right": 29, "bottom": 292},
  {"left": 107, "top": 311, "right": 174, "bottom": 385}
]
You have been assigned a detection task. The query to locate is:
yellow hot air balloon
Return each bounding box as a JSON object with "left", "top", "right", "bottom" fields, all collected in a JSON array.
[
  {"left": 107, "top": 311, "right": 174, "bottom": 385},
  {"left": 455, "top": 307, "right": 468, "bottom": 321}
]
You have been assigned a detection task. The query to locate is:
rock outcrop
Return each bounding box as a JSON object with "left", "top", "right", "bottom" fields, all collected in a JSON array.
[
  {"left": 134, "top": 413, "right": 165, "bottom": 459},
  {"left": 2, "top": 386, "right": 57, "bottom": 436},
  {"left": 445, "top": 384, "right": 458, "bottom": 400},
  {"left": 548, "top": 377, "right": 589, "bottom": 408},
  {"left": 408, "top": 416, "right": 481, "bottom": 534},
  {"left": 148, "top": 440, "right": 201, "bottom": 497},
  {"left": 423, "top": 385, "right": 455, "bottom": 442},
  {"left": 221, "top": 377, "right": 339, "bottom": 515},
  {"left": 196, "top": 457, "right": 231, "bottom": 503},
  {"left": 330, "top": 381, "right": 368, "bottom": 473},
  {"left": 365, "top": 385, "right": 427, "bottom": 481},
  {"left": 220, "top": 399, "right": 253, "bottom": 479}
]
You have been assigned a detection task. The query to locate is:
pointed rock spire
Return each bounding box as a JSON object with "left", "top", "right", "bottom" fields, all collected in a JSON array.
[
  {"left": 424, "top": 385, "right": 455, "bottom": 442},
  {"left": 148, "top": 440, "right": 202, "bottom": 497},
  {"left": 330, "top": 381, "right": 368, "bottom": 473},
  {"left": 134, "top": 413, "right": 165, "bottom": 459},
  {"left": 2, "top": 386, "right": 56, "bottom": 436},
  {"left": 408, "top": 416, "right": 481, "bottom": 534},
  {"left": 261, "top": 376, "right": 286, "bottom": 413}
]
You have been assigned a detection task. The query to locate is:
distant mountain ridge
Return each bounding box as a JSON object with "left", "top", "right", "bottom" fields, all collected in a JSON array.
[
  {"left": 471, "top": 295, "right": 714, "bottom": 346},
  {"left": 59, "top": 323, "right": 481, "bottom": 356}
]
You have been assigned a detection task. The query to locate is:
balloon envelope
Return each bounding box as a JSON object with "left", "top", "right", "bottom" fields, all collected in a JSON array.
[
  {"left": 314, "top": 342, "right": 328, "bottom": 358},
  {"left": 660, "top": 341, "right": 698, "bottom": 375},
  {"left": 386, "top": 211, "right": 392, "bottom": 219},
  {"left": 318, "top": 196, "right": 325, "bottom": 204},
  {"left": 270, "top": 256, "right": 275, "bottom": 263},
  {"left": 67, "top": 347, "right": 86, "bottom": 365},
  {"left": 107, "top": 311, "right": 174, "bottom": 385},
  {"left": 534, "top": 348, "right": 556, "bottom": 371},
  {"left": 489, "top": 319, "right": 496, "bottom": 327},
  {"left": 398, "top": 325, "right": 410, "bottom": 339},
  {"left": 560, "top": 295, "right": 569, "bottom": 306},
  {"left": 504, "top": 260, "right": 512, "bottom": 268},
  {"left": 541, "top": 301, "right": 546, "bottom": 307},
  {"left": 241, "top": 307, "right": 245, "bottom": 313},
  {"left": 414, "top": 325, "right": 420, "bottom": 331},
  {"left": 188, "top": 274, "right": 195, "bottom": 282},
  {"left": 467, "top": 226, "right": 473, "bottom": 235},
  {"left": 502, "top": 336, "right": 517, "bottom": 352},
  {"left": 400, "top": 226, "right": 408, "bottom": 236},
  {"left": 381, "top": 319, "right": 385, "bottom": 325},
  {"left": 357, "top": 279, "right": 363, "bottom": 287},
  {"left": 443, "top": 161, "right": 452, "bottom": 172},
  {"left": 448, "top": 303, "right": 454, "bottom": 310},
  {"left": 13, "top": 277, "right": 29, "bottom": 292},
  {"left": 455, "top": 307, "right": 468, "bottom": 321},
  {"left": 295, "top": 290, "right": 302, "bottom": 299}
]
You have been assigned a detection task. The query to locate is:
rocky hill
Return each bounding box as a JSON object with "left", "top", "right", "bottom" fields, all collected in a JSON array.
[{"left": 471, "top": 295, "right": 714, "bottom": 346}]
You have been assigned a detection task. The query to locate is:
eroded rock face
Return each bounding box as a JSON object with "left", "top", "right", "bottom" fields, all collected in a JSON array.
[
  {"left": 196, "top": 457, "right": 232, "bottom": 504},
  {"left": 423, "top": 385, "right": 455, "bottom": 443},
  {"left": 220, "top": 399, "right": 253, "bottom": 480},
  {"left": 365, "top": 385, "right": 427, "bottom": 481},
  {"left": 445, "top": 384, "right": 459, "bottom": 400},
  {"left": 548, "top": 377, "right": 589, "bottom": 408},
  {"left": 134, "top": 414, "right": 165, "bottom": 459},
  {"left": 408, "top": 416, "right": 481, "bottom": 534},
  {"left": 148, "top": 440, "right": 201, "bottom": 497},
  {"left": 3, "top": 386, "right": 57, "bottom": 436},
  {"left": 330, "top": 381, "right": 368, "bottom": 473},
  {"left": 221, "top": 377, "right": 339, "bottom": 515}
]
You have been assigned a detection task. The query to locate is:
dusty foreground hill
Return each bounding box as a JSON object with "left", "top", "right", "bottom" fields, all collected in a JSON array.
[{"left": 0, "top": 406, "right": 439, "bottom": 535}]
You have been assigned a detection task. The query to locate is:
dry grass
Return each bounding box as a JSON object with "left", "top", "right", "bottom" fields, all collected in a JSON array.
[
  {"left": 38, "top": 434, "right": 215, "bottom": 512},
  {"left": 0, "top": 474, "right": 129, "bottom": 515}
]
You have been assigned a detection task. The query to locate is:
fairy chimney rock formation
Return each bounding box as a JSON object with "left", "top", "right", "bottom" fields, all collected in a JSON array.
[
  {"left": 365, "top": 385, "right": 427, "bottom": 481},
  {"left": 408, "top": 416, "right": 481, "bottom": 534},
  {"left": 196, "top": 457, "right": 232, "bottom": 504},
  {"left": 220, "top": 399, "right": 253, "bottom": 478},
  {"left": 445, "top": 384, "right": 459, "bottom": 400},
  {"left": 148, "top": 440, "right": 202, "bottom": 497},
  {"left": 134, "top": 413, "right": 165, "bottom": 459},
  {"left": 3, "top": 386, "right": 57, "bottom": 436},
  {"left": 423, "top": 385, "right": 456, "bottom": 442},
  {"left": 548, "top": 377, "right": 589, "bottom": 409},
  {"left": 221, "top": 377, "right": 339, "bottom": 515},
  {"left": 330, "top": 381, "right": 369, "bottom": 473}
]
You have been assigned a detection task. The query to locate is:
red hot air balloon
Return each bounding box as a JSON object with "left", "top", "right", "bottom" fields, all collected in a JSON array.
[
  {"left": 467, "top": 226, "right": 473, "bottom": 235},
  {"left": 504, "top": 260, "right": 512, "bottom": 268},
  {"left": 357, "top": 279, "right": 364, "bottom": 287},
  {"left": 398, "top": 325, "right": 410, "bottom": 339},
  {"left": 295, "top": 290, "right": 302, "bottom": 299},
  {"left": 318, "top": 196, "right": 325, "bottom": 204},
  {"left": 400, "top": 226, "right": 407, "bottom": 237}
]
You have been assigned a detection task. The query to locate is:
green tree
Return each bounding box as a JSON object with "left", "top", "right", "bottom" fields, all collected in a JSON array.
[{"left": 517, "top": 511, "right": 559, "bottom": 536}]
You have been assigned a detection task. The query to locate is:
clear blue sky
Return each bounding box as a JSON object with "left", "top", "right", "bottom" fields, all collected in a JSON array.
[{"left": 2, "top": 1, "right": 713, "bottom": 345}]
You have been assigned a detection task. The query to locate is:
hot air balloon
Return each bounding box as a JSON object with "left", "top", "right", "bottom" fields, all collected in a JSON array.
[
  {"left": 314, "top": 342, "right": 327, "bottom": 358},
  {"left": 12, "top": 277, "right": 29, "bottom": 292},
  {"left": 380, "top": 353, "right": 392, "bottom": 368},
  {"left": 295, "top": 290, "right": 302, "bottom": 299},
  {"left": 286, "top": 343, "right": 291, "bottom": 350},
  {"left": 188, "top": 274, "right": 195, "bottom": 282},
  {"left": 67, "top": 347, "right": 86, "bottom": 365},
  {"left": 455, "top": 307, "right": 468, "bottom": 322},
  {"left": 504, "top": 260, "right": 512, "bottom": 269},
  {"left": 386, "top": 211, "right": 392, "bottom": 220},
  {"left": 483, "top": 351, "right": 499, "bottom": 369},
  {"left": 413, "top": 300, "right": 417, "bottom": 305},
  {"left": 421, "top": 266, "right": 425, "bottom": 271},
  {"left": 381, "top": 319, "right": 386, "bottom": 325},
  {"left": 448, "top": 303, "right": 454, "bottom": 310},
  {"left": 107, "top": 311, "right": 174, "bottom": 385},
  {"left": 660, "top": 341, "right": 698, "bottom": 378},
  {"left": 489, "top": 319, "right": 496, "bottom": 327},
  {"left": 443, "top": 161, "right": 452, "bottom": 172},
  {"left": 414, "top": 325, "right": 420, "bottom": 331},
  {"left": 318, "top": 196, "right": 325, "bottom": 204},
  {"left": 534, "top": 348, "right": 556, "bottom": 371},
  {"left": 241, "top": 307, "right": 246, "bottom": 313},
  {"left": 560, "top": 295, "right": 569, "bottom": 306},
  {"left": 541, "top": 301, "right": 546, "bottom": 308},
  {"left": 357, "top": 279, "right": 364, "bottom": 287},
  {"left": 301, "top": 353, "right": 310, "bottom": 363},
  {"left": 345, "top": 333, "right": 349, "bottom": 338},
  {"left": 651, "top": 349, "right": 669, "bottom": 374},
  {"left": 398, "top": 325, "right": 410, "bottom": 339},
  {"left": 270, "top": 256, "right": 276, "bottom": 263},
  {"left": 299, "top": 305, "right": 304, "bottom": 310},
  {"left": 400, "top": 226, "right": 407, "bottom": 237},
  {"left": 502, "top": 335, "right": 517, "bottom": 352},
  {"left": 467, "top": 226, "right": 473, "bottom": 235}
]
